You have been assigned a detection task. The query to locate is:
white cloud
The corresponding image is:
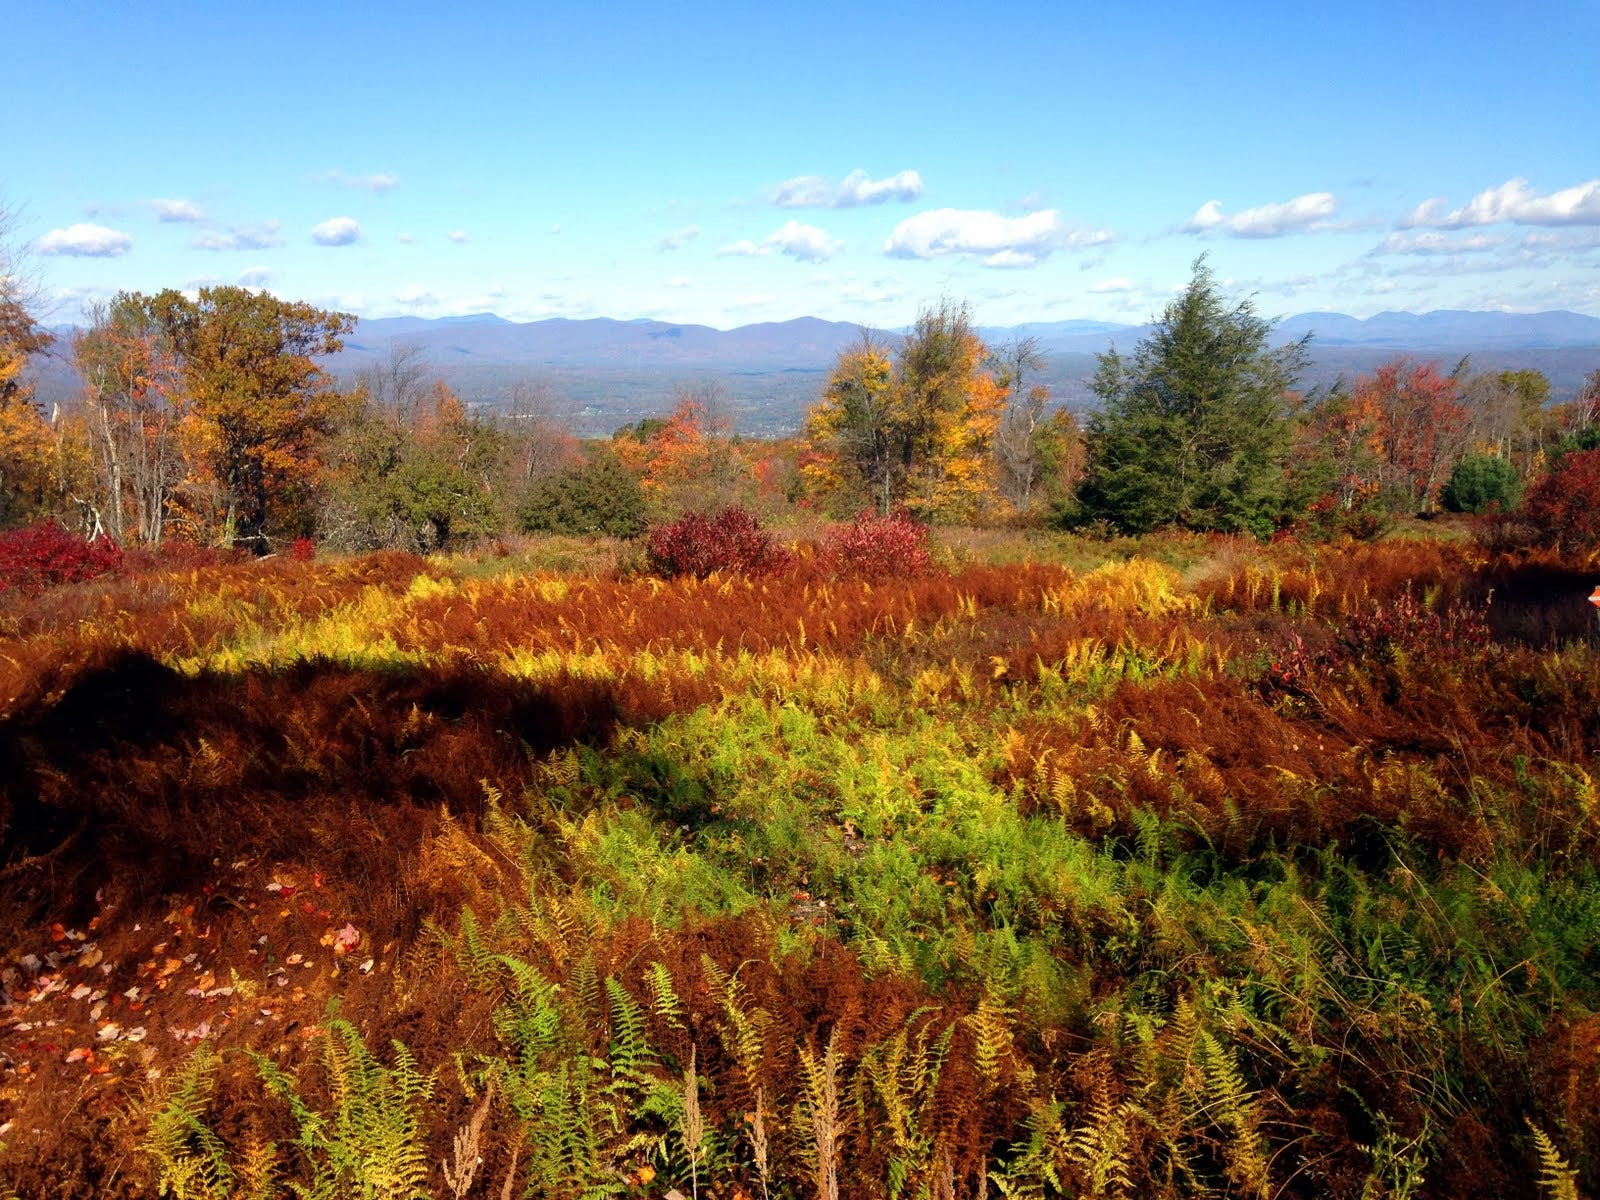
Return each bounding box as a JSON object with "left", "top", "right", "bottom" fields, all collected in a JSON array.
[
  {"left": 36, "top": 222, "right": 132, "bottom": 257},
  {"left": 667, "top": 275, "right": 694, "bottom": 288},
  {"left": 192, "top": 220, "right": 283, "bottom": 251},
  {"left": 984, "top": 249, "right": 1042, "bottom": 270},
  {"left": 312, "top": 216, "right": 362, "bottom": 246},
  {"left": 716, "top": 221, "right": 842, "bottom": 262},
  {"left": 656, "top": 224, "right": 701, "bottom": 252},
  {"left": 1374, "top": 231, "right": 1503, "bottom": 255},
  {"left": 149, "top": 197, "right": 206, "bottom": 223},
  {"left": 773, "top": 168, "right": 924, "bottom": 208},
  {"left": 764, "top": 219, "right": 842, "bottom": 262},
  {"left": 884, "top": 208, "right": 1085, "bottom": 267},
  {"left": 397, "top": 232, "right": 415, "bottom": 244},
  {"left": 1088, "top": 277, "right": 1135, "bottom": 293},
  {"left": 1400, "top": 177, "right": 1600, "bottom": 229},
  {"left": 319, "top": 170, "right": 400, "bottom": 192},
  {"left": 1182, "top": 192, "right": 1339, "bottom": 237},
  {"left": 448, "top": 230, "right": 468, "bottom": 243},
  {"left": 395, "top": 286, "right": 438, "bottom": 307},
  {"left": 238, "top": 266, "right": 273, "bottom": 288}
]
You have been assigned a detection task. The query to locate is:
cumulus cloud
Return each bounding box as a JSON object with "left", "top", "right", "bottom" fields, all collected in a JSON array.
[
  {"left": 656, "top": 225, "right": 701, "bottom": 252},
  {"left": 1400, "top": 177, "right": 1600, "bottom": 229},
  {"left": 1088, "top": 277, "right": 1135, "bottom": 294},
  {"left": 764, "top": 219, "right": 842, "bottom": 262},
  {"left": 318, "top": 170, "right": 400, "bottom": 192},
  {"left": 1374, "top": 231, "right": 1503, "bottom": 255},
  {"left": 149, "top": 198, "right": 206, "bottom": 223},
  {"left": 36, "top": 222, "right": 132, "bottom": 257},
  {"left": 193, "top": 221, "right": 283, "bottom": 251},
  {"left": 448, "top": 230, "right": 468, "bottom": 244},
  {"left": 667, "top": 275, "right": 694, "bottom": 288},
  {"left": 397, "top": 232, "right": 415, "bottom": 244},
  {"left": 1182, "top": 192, "right": 1340, "bottom": 237},
  {"left": 884, "top": 208, "right": 1090, "bottom": 268},
  {"left": 238, "top": 266, "right": 273, "bottom": 288},
  {"left": 718, "top": 221, "right": 843, "bottom": 263},
  {"left": 312, "top": 217, "right": 361, "bottom": 246},
  {"left": 773, "top": 168, "right": 924, "bottom": 208}
]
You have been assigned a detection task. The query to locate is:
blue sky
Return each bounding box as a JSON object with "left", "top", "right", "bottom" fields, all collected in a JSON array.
[{"left": 6, "top": 0, "right": 1598, "bottom": 330}]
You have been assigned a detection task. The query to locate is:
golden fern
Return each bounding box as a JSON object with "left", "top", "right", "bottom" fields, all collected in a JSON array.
[{"left": 1529, "top": 1122, "right": 1583, "bottom": 1200}]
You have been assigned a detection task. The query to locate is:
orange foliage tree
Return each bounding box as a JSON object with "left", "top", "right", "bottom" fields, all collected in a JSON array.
[
  {"left": 614, "top": 386, "right": 748, "bottom": 515},
  {"left": 1, "top": 262, "right": 92, "bottom": 528},
  {"left": 142, "top": 286, "right": 354, "bottom": 548}
]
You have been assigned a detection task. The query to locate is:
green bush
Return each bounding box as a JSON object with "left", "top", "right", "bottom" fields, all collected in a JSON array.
[
  {"left": 517, "top": 453, "right": 647, "bottom": 538},
  {"left": 1441, "top": 453, "right": 1522, "bottom": 514}
]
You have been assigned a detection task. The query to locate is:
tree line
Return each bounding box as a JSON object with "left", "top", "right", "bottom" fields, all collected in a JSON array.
[{"left": 3, "top": 259, "right": 1598, "bottom": 553}]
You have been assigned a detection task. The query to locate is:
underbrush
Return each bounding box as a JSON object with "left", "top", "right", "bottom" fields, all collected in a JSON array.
[{"left": 2, "top": 536, "right": 1597, "bottom": 1198}]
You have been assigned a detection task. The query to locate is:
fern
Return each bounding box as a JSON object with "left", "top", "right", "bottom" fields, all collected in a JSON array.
[
  {"left": 1066, "top": 1055, "right": 1132, "bottom": 1200},
  {"left": 255, "top": 1018, "right": 435, "bottom": 1200},
  {"left": 797, "top": 1030, "right": 848, "bottom": 1200},
  {"left": 646, "top": 960, "right": 687, "bottom": 1031},
  {"left": 1196, "top": 1030, "right": 1269, "bottom": 1200},
  {"left": 143, "top": 1044, "right": 235, "bottom": 1200},
  {"left": 1529, "top": 1122, "right": 1582, "bottom": 1200}
]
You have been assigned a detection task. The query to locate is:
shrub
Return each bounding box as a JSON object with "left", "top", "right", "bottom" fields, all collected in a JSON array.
[
  {"left": 646, "top": 506, "right": 789, "bottom": 578},
  {"left": 0, "top": 520, "right": 124, "bottom": 593},
  {"left": 1521, "top": 448, "right": 1600, "bottom": 553},
  {"left": 121, "top": 539, "right": 247, "bottom": 575},
  {"left": 517, "top": 454, "right": 647, "bottom": 538},
  {"left": 817, "top": 511, "right": 930, "bottom": 580},
  {"left": 1442, "top": 453, "right": 1523, "bottom": 514}
]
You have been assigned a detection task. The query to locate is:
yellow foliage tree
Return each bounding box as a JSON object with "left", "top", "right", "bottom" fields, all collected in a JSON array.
[{"left": 802, "top": 302, "right": 1006, "bottom": 521}]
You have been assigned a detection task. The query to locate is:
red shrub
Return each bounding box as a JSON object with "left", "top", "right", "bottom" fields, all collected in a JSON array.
[
  {"left": 289, "top": 536, "right": 317, "bottom": 561},
  {"left": 0, "top": 521, "right": 124, "bottom": 594},
  {"left": 817, "top": 511, "right": 931, "bottom": 580},
  {"left": 646, "top": 507, "right": 790, "bottom": 578},
  {"left": 1521, "top": 448, "right": 1600, "bottom": 553}
]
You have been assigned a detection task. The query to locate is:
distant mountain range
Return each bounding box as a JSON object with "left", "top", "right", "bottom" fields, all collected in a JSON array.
[
  {"left": 335, "top": 308, "right": 1600, "bottom": 372},
  {"left": 28, "top": 309, "right": 1600, "bottom": 436}
]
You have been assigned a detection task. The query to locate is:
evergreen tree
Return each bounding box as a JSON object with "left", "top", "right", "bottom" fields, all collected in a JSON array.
[{"left": 1074, "top": 258, "right": 1308, "bottom": 536}]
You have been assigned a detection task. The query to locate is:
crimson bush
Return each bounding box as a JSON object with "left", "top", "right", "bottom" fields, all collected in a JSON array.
[
  {"left": 817, "top": 511, "right": 930, "bottom": 580},
  {"left": 646, "top": 507, "right": 790, "bottom": 578},
  {"left": 0, "top": 521, "right": 124, "bottom": 594}
]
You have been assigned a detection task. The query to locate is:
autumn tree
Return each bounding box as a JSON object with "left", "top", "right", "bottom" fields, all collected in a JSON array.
[
  {"left": 323, "top": 374, "right": 511, "bottom": 552},
  {"left": 0, "top": 202, "right": 91, "bottom": 529},
  {"left": 1354, "top": 359, "right": 1470, "bottom": 512},
  {"left": 72, "top": 295, "right": 185, "bottom": 544},
  {"left": 1075, "top": 258, "right": 1307, "bottom": 536},
  {"left": 613, "top": 384, "right": 749, "bottom": 516},
  {"left": 801, "top": 334, "right": 899, "bottom": 514},
  {"left": 143, "top": 286, "right": 353, "bottom": 548},
  {"left": 803, "top": 303, "right": 1006, "bottom": 521}
]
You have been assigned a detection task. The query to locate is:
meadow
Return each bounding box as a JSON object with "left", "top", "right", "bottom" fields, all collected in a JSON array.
[{"left": 1, "top": 528, "right": 1598, "bottom": 1200}]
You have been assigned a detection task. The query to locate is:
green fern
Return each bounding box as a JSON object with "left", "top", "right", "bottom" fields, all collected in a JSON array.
[
  {"left": 143, "top": 1044, "right": 235, "bottom": 1200},
  {"left": 255, "top": 1018, "right": 434, "bottom": 1200},
  {"left": 646, "top": 960, "right": 686, "bottom": 1031}
]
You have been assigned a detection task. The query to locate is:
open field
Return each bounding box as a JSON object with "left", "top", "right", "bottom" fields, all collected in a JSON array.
[{"left": 2, "top": 532, "right": 1599, "bottom": 1199}]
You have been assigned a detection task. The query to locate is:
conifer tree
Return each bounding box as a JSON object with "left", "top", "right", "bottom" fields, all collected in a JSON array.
[{"left": 1075, "top": 257, "right": 1307, "bottom": 536}]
